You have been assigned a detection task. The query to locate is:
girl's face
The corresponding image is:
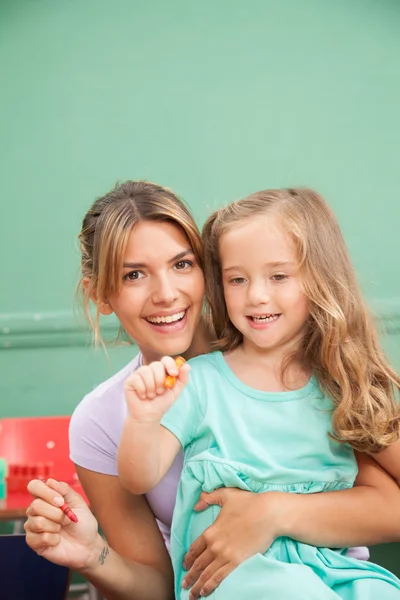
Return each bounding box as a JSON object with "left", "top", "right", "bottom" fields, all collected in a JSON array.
[
  {"left": 105, "top": 220, "right": 204, "bottom": 364},
  {"left": 220, "top": 214, "right": 310, "bottom": 359}
]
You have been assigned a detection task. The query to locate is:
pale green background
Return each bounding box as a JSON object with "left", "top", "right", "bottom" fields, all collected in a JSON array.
[{"left": 0, "top": 0, "right": 399, "bottom": 573}]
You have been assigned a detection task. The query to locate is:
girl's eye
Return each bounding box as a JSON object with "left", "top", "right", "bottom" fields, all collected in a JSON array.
[
  {"left": 123, "top": 270, "right": 144, "bottom": 282},
  {"left": 271, "top": 274, "right": 287, "bottom": 282},
  {"left": 174, "top": 260, "right": 193, "bottom": 270},
  {"left": 230, "top": 277, "right": 247, "bottom": 285}
]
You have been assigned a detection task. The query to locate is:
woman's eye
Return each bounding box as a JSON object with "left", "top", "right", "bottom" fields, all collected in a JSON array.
[
  {"left": 123, "top": 270, "right": 144, "bottom": 282},
  {"left": 174, "top": 260, "right": 193, "bottom": 270},
  {"left": 271, "top": 274, "right": 287, "bottom": 282}
]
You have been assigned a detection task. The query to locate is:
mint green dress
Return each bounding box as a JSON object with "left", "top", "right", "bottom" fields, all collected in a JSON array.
[{"left": 161, "top": 352, "right": 400, "bottom": 599}]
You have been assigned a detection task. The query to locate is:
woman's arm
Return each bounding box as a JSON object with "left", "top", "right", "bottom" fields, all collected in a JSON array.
[
  {"left": 373, "top": 438, "right": 400, "bottom": 486},
  {"left": 76, "top": 466, "right": 174, "bottom": 600},
  {"left": 277, "top": 451, "right": 400, "bottom": 546},
  {"left": 182, "top": 452, "right": 400, "bottom": 598},
  {"left": 25, "top": 468, "right": 174, "bottom": 600}
]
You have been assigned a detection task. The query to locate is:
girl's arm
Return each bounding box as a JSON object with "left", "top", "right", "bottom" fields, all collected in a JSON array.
[
  {"left": 25, "top": 470, "right": 174, "bottom": 600},
  {"left": 117, "top": 358, "right": 189, "bottom": 495},
  {"left": 373, "top": 438, "right": 400, "bottom": 486},
  {"left": 182, "top": 452, "right": 400, "bottom": 599}
]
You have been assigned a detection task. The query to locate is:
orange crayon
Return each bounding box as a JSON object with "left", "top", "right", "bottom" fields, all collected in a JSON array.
[{"left": 164, "top": 357, "right": 186, "bottom": 389}]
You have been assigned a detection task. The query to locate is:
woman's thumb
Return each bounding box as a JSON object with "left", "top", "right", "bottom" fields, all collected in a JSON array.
[
  {"left": 193, "top": 489, "right": 226, "bottom": 511},
  {"left": 44, "top": 478, "right": 87, "bottom": 508}
]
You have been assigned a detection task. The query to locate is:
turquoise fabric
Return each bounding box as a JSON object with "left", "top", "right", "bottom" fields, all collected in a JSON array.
[{"left": 161, "top": 352, "right": 400, "bottom": 599}]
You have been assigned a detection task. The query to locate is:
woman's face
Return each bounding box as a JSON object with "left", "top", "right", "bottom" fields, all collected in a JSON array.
[{"left": 106, "top": 220, "right": 204, "bottom": 364}]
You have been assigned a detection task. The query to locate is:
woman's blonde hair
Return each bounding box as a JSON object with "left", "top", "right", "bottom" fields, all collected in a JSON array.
[
  {"left": 203, "top": 187, "right": 400, "bottom": 453},
  {"left": 78, "top": 180, "right": 203, "bottom": 346}
]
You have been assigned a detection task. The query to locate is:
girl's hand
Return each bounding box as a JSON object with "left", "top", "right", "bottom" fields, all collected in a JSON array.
[
  {"left": 24, "top": 478, "right": 103, "bottom": 571},
  {"left": 124, "top": 356, "right": 190, "bottom": 423},
  {"left": 182, "top": 488, "right": 282, "bottom": 599}
]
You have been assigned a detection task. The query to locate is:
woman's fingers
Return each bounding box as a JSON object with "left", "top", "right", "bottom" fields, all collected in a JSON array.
[
  {"left": 27, "top": 478, "right": 86, "bottom": 509},
  {"left": 190, "top": 563, "right": 235, "bottom": 599},
  {"left": 26, "top": 498, "right": 66, "bottom": 525},
  {"left": 27, "top": 478, "right": 64, "bottom": 507},
  {"left": 25, "top": 514, "right": 62, "bottom": 534},
  {"left": 25, "top": 530, "right": 61, "bottom": 553},
  {"left": 182, "top": 548, "right": 213, "bottom": 589},
  {"left": 183, "top": 536, "right": 207, "bottom": 570}
]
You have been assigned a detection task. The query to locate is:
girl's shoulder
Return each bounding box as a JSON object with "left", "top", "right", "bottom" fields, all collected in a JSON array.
[
  {"left": 69, "top": 353, "right": 141, "bottom": 475},
  {"left": 186, "top": 351, "right": 223, "bottom": 381},
  {"left": 187, "top": 350, "right": 220, "bottom": 368}
]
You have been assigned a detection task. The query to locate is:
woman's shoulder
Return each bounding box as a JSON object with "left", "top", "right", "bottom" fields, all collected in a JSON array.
[{"left": 69, "top": 353, "right": 141, "bottom": 475}]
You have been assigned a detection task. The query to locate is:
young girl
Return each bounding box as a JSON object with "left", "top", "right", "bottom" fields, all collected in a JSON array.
[{"left": 118, "top": 187, "right": 400, "bottom": 599}]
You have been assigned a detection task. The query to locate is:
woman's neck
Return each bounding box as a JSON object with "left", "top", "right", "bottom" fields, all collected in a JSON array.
[{"left": 181, "top": 314, "right": 216, "bottom": 361}]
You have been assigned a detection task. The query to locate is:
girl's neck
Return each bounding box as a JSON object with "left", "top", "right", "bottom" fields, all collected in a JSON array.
[{"left": 224, "top": 343, "right": 310, "bottom": 393}]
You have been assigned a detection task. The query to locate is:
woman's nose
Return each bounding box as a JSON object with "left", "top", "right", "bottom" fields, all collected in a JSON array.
[{"left": 152, "top": 276, "right": 179, "bottom": 304}]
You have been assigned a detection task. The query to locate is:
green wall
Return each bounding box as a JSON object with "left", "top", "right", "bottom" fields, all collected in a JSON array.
[{"left": 0, "top": 0, "right": 399, "bottom": 572}]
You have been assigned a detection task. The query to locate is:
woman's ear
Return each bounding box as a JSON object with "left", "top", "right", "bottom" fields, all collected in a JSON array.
[{"left": 82, "top": 278, "right": 114, "bottom": 316}]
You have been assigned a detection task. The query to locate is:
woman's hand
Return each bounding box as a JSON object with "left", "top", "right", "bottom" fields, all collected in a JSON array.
[
  {"left": 24, "top": 478, "right": 104, "bottom": 571},
  {"left": 124, "top": 356, "right": 190, "bottom": 423},
  {"left": 181, "top": 488, "right": 282, "bottom": 599}
]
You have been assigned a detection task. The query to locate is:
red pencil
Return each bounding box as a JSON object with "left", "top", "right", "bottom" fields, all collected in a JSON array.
[
  {"left": 60, "top": 503, "right": 79, "bottom": 523},
  {"left": 36, "top": 477, "right": 79, "bottom": 523}
]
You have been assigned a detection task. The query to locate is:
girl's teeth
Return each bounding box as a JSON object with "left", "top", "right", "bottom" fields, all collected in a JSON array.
[
  {"left": 147, "top": 311, "right": 185, "bottom": 324},
  {"left": 251, "top": 315, "right": 279, "bottom": 322}
]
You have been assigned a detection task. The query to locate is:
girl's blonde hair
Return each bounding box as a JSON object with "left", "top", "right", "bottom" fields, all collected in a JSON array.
[
  {"left": 78, "top": 180, "right": 203, "bottom": 346},
  {"left": 203, "top": 187, "right": 400, "bottom": 453}
]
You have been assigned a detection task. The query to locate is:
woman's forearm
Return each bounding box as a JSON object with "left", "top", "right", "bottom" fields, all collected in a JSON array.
[
  {"left": 79, "top": 534, "right": 173, "bottom": 600},
  {"left": 275, "top": 484, "right": 400, "bottom": 548}
]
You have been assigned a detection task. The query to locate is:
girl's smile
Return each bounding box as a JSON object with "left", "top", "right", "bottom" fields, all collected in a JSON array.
[{"left": 246, "top": 313, "right": 281, "bottom": 329}]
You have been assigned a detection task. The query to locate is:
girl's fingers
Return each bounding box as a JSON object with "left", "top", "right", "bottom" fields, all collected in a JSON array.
[
  {"left": 161, "top": 356, "right": 190, "bottom": 390},
  {"left": 125, "top": 372, "right": 147, "bottom": 399},
  {"left": 178, "top": 362, "right": 191, "bottom": 385},
  {"left": 137, "top": 366, "right": 158, "bottom": 398},
  {"left": 161, "top": 356, "right": 179, "bottom": 377},
  {"left": 152, "top": 361, "right": 169, "bottom": 395}
]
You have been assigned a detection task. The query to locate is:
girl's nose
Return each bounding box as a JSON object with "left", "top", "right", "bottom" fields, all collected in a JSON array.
[{"left": 248, "top": 281, "right": 270, "bottom": 306}]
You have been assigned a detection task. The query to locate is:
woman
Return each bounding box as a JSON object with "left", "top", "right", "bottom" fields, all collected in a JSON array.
[{"left": 25, "top": 181, "right": 400, "bottom": 600}]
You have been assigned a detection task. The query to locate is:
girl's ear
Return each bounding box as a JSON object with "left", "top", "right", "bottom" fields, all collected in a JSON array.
[{"left": 82, "top": 278, "right": 114, "bottom": 316}]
